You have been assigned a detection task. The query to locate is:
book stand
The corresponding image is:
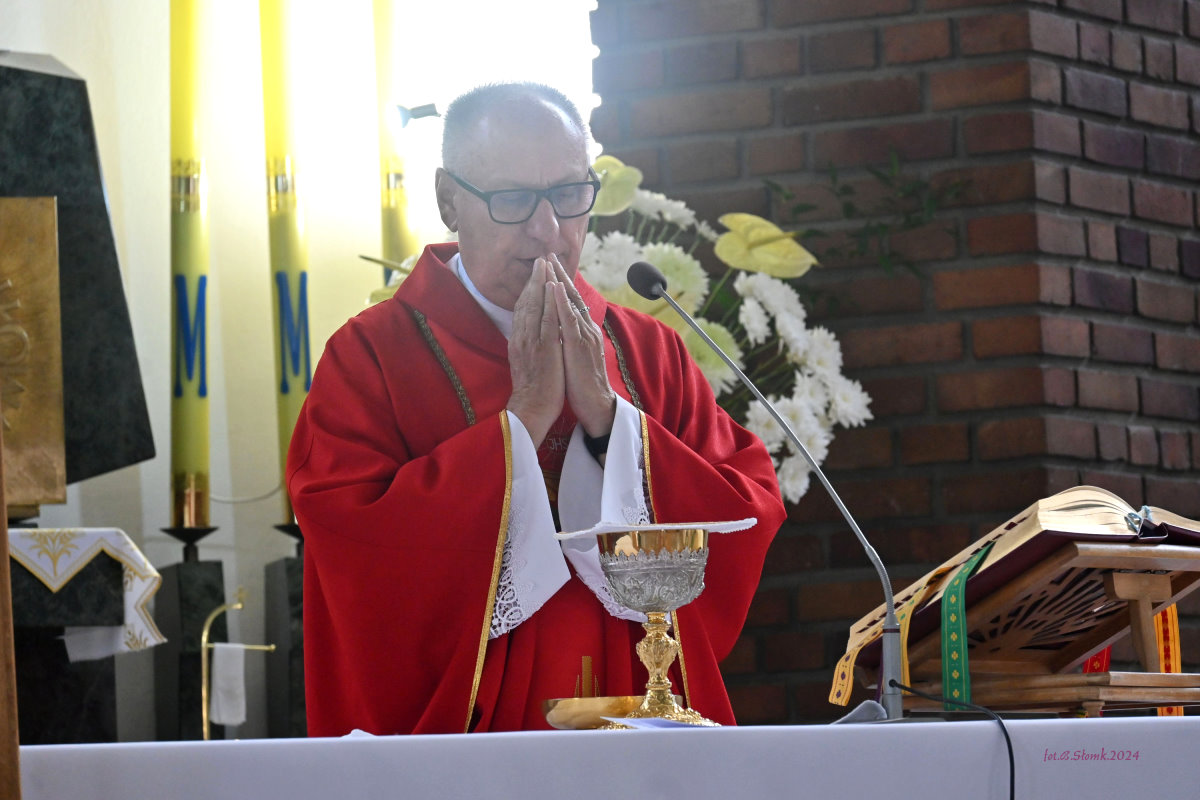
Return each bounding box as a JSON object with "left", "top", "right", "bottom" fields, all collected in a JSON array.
[{"left": 889, "top": 541, "right": 1200, "bottom": 717}]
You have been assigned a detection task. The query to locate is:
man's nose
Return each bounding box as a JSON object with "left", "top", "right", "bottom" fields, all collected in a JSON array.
[{"left": 522, "top": 196, "right": 560, "bottom": 241}]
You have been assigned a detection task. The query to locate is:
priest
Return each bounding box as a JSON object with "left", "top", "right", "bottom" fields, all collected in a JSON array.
[{"left": 287, "top": 82, "right": 785, "bottom": 735}]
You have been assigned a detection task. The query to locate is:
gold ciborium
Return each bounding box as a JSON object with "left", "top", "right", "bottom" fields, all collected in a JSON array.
[{"left": 597, "top": 527, "right": 717, "bottom": 726}]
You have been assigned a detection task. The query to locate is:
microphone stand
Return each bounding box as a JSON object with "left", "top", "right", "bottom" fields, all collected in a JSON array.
[{"left": 643, "top": 281, "right": 904, "bottom": 720}]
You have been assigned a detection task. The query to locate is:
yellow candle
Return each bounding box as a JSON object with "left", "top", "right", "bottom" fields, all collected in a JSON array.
[
  {"left": 260, "top": 0, "right": 311, "bottom": 524},
  {"left": 372, "top": 0, "right": 420, "bottom": 270},
  {"left": 170, "top": 0, "right": 211, "bottom": 528}
]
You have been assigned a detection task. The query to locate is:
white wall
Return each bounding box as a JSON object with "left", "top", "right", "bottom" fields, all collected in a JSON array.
[{"left": 1, "top": 0, "right": 596, "bottom": 741}]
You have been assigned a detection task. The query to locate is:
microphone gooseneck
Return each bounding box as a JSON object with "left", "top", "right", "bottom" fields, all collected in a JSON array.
[{"left": 627, "top": 261, "right": 905, "bottom": 721}]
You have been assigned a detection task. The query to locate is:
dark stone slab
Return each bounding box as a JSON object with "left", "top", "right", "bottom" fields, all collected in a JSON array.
[
  {"left": 0, "top": 51, "right": 154, "bottom": 483},
  {"left": 265, "top": 555, "right": 306, "bottom": 737},
  {"left": 10, "top": 551, "right": 123, "bottom": 627},
  {"left": 15, "top": 627, "right": 116, "bottom": 743},
  {"left": 154, "top": 560, "right": 225, "bottom": 740}
]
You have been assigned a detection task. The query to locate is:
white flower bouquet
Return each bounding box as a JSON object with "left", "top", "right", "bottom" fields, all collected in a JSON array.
[{"left": 580, "top": 156, "right": 872, "bottom": 503}]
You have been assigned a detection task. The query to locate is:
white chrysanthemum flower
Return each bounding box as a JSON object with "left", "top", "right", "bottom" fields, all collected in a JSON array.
[
  {"left": 745, "top": 398, "right": 786, "bottom": 452},
  {"left": 738, "top": 297, "right": 771, "bottom": 346},
  {"left": 696, "top": 219, "right": 720, "bottom": 243},
  {"left": 791, "top": 370, "right": 830, "bottom": 416},
  {"left": 806, "top": 326, "right": 844, "bottom": 378},
  {"left": 775, "top": 313, "right": 810, "bottom": 363},
  {"left": 734, "top": 272, "right": 806, "bottom": 323},
  {"left": 631, "top": 189, "right": 669, "bottom": 220},
  {"left": 776, "top": 396, "right": 832, "bottom": 464},
  {"left": 680, "top": 319, "right": 742, "bottom": 398},
  {"left": 660, "top": 196, "right": 697, "bottom": 230},
  {"left": 776, "top": 453, "right": 812, "bottom": 504},
  {"left": 588, "top": 231, "right": 643, "bottom": 291},
  {"left": 827, "top": 373, "right": 873, "bottom": 428},
  {"left": 642, "top": 242, "right": 708, "bottom": 313}
]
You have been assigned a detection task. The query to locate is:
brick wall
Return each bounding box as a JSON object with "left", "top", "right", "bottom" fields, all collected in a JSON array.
[{"left": 591, "top": 0, "right": 1200, "bottom": 723}]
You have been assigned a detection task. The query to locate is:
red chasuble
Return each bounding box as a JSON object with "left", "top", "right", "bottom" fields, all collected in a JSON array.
[{"left": 288, "top": 243, "right": 785, "bottom": 736}]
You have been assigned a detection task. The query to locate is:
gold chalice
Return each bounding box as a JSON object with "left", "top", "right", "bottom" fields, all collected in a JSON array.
[{"left": 597, "top": 527, "right": 717, "bottom": 726}]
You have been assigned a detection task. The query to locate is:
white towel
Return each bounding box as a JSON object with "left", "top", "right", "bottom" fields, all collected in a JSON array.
[{"left": 209, "top": 643, "right": 246, "bottom": 727}]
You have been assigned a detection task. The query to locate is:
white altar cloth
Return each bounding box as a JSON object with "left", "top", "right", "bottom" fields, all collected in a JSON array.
[{"left": 20, "top": 716, "right": 1200, "bottom": 799}]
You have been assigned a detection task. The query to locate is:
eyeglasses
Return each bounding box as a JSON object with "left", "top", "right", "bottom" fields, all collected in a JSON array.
[{"left": 448, "top": 168, "right": 601, "bottom": 224}]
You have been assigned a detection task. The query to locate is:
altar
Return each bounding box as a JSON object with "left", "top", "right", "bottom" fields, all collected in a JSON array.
[{"left": 19, "top": 716, "right": 1200, "bottom": 799}]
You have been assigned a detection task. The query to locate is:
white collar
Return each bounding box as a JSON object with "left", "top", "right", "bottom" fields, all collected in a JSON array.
[{"left": 450, "top": 252, "right": 514, "bottom": 339}]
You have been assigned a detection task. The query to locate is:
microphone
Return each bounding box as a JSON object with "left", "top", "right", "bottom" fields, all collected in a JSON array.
[{"left": 627, "top": 261, "right": 904, "bottom": 721}]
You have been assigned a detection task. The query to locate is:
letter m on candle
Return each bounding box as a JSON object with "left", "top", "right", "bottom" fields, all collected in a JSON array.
[
  {"left": 173, "top": 274, "right": 207, "bottom": 398},
  {"left": 275, "top": 270, "right": 311, "bottom": 394}
]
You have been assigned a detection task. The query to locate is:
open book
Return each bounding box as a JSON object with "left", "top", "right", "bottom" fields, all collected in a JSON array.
[{"left": 830, "top": 486, "right": 1200, "bottom": 703}]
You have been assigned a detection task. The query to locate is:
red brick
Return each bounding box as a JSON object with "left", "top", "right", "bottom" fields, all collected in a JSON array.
[
  {"left": 1139, "top": 277, "right": 1197, "bottom": 323},
  {"left": 967, "top": 213, "right": 1038, "bottom": 256},
  {"left": 1117, "top": 226, "right": 1150, "bottom": 267},
  {"left": 1149, "top": 233, "right": 1180, "bottom": 272},
  {"left": 1161, "top": 431, "right": 1191, "bottom": 469},
  {"left": 746, "top": 588, "right": 792, "bottom": 626},
  {"left": 762, "top": 534, "right": 824, "bottom": 574},
  {"left": 593, "top": 49, "right": 664, "bottom": 93},
  {"left": 1128, "top": 0, "right": 1186, "bottom": 34},
  {"left": 935, "top": 162, "right": 1036, "bottom": 206},
  {"left": 790, "top": 476, "right": 932, "bottom": 522},
  {"left": 1133, "top": 179, "right": 1194, "bottom": 226},
  {"left": 936, "top": 367, "right": 1059, "bottom": 412},
  {"left": 1074, "top": 268, "right": 1134, "bottom": 313},
  {"left": 933, "top": 262, "right": 1070, "bottom": 309},
  {"left": 1185, "top": 240, "right": 1200, "bottom": 278},
  {"left": 727, "top": 683, "right": 788, "bottom": 724},
  {"left": 1047, "top": 417, "right": 1098, "bottom": 459},
  {"left": 1128, "top": 429, "right": 1156, "bottom": 465},
  {"left": 1063, "top": 0, "right": 1123, "bottom": 21},
  {"left": 1078, "top": 370, "right": 1139, "bottom": 411},
  {"left": 1157, "top": 331, "right": 1200, "bottom": 370},
  {"left": 1112, "top": 30, "right": 1143, "bottom": 72},
  {"left": 978, "top": 417, "right": 1045, "bottom": 460},
  {"left": 860, "top": 376, "right": 925, "bottom": 417},
  {"left": 808, "top": 275, "right": 923, "bottom": 319},
  {"left": 1081, "top": 470, "right": 1144, "bottom": 506},
  {"left": 747, "top": 132, "right": 806, "bottom": 176},
  {"left": 809, "top": 28, "right": 877, "bottom": 73},
  {"left": 665, "top": 40, "right": 738, "bottom": 86},
  {"left": 971, "top": 316, "right": 1039, "bottom": 358},
  {"left": 823, "top": 426, "right": 893, "bottom": 470},
  {"left": 958, "top": 13, "right": 1030, "bottom": 55},
  {"left": 1038, "top": 214, "right": 1086, "bottom": 256},
  {"left": 742, "top": 36, "right": 803, "bottom": 79},
  {"left": 674, "top": 185, "right": 770, "bottom": 223},
  {"left": 930, "top": 61, "right": 1031, "bottom": 110},
  {"left": 1030, "top": 10, "right": 1080, "bottom": 58},
  {"left": 630, "top": 88, "right": 772, "bottom": 137},
  {"left": 841, "top": 322, "right": 963, "bottom": 369},
  {"left": 589, "top": 3, "right": 619, "bottom": 46},
  {"left": 1088, "top": 221, "right": 1118, "bottom": 261},
  {"left": 1130, "top": 83, "right": 1191, "bottom": 129},
  {"left": 1145, "top": 38, "right": 1174, "bottom": 81},
  {"left": 795, "top": 579, "right": 889, "bottom": 621},
  {"left": 965, "top": 111, "right": 1034, "bottom": 154},
  {"left": 1079, "top": 21, "right": 1112, "bottom": 64},
  {"left": 813, "top": 120, "right": 955, "bottom": 169},
  {"left": 1035, "top": 161, "right": 1066, "bottom": 204},
  {"left": 943, "top": 468, "right": 1054, "bottom": 515},
  {"left": 1082, "top": 122, "right": 1145, "bottom": 169},
  {"left": 771, "top": 0, "right": 913, "bottom": 26},
  {"left": 831, "top": 523, "right": 972, "bottom": 568},
  {"left": 1193, "top": 431, "right": 1200, "bottom": 470},
  {"left": 1140, "top": 376, "right": 1200, "bottom": 420},
  {"left": 667, "top": 139, "right": 739, "bottom": 183},
  {"left": 883, "top": 19, "right": 952, "bottom": 64},
  {"left": 1064, "top": 67, "right": 1128, "bottom": 117},
  {"left": 1097, "top": 422, "right": 1129, "bottom": 461},
  {"left": 589, "top": 102, "right": 620, "bottom": 147},
  {"left": 1147, "top": 134, "right": 1200, "bottom": 181},
  {"left": 1191, "top": 0, "right": 1200, "bottom": 37},
  {"left": 1180, "top": 41, "right": 1200, "bottom": 86},
  {"left": 763, "top": 631, "right": 825, "bottom": 671},
  {"left": 1147, "top": 476, "right": 1200, "bottom": 518},
  {"left": 1092, "top": 322, "right": 1155, "bottom": 364},
  {"left": 1033, "top": 110, "right": 1082, "bottom": 155},
  {"left": 1041, "top": 316, "right": 1091, "bottom": 357},
  {"left": 890, "top": 222, "right": 960, "bottom": 263},
  {"left": 900, "top": 423, "right": 969, "bottom": 465},
  {"left": 1068, "top": 166, "right": 1130, "bottom": 215},
  {"left": 626, "top": 0, "right": 765, "bottom": 39},
  {"left": 720, "top": 636, "right": 757, "bottom": 674},
  {"left": 780, "top": 77, "right": 921, "bottom": 124},
  {"left": 1030, "top": 59, "right": 1063, "bottom": 103},
  {"left": 608, "top": 147, "right": 660, "bottom": 184}
]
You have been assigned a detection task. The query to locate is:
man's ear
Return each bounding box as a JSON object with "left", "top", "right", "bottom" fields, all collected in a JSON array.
[{"left": 434, "top": 168, "right": 458, "bottom": 232}]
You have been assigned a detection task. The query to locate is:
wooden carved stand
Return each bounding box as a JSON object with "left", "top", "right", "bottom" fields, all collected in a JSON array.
[{"left": 892, "top": 541, "right": 1200, "bottom": 717}]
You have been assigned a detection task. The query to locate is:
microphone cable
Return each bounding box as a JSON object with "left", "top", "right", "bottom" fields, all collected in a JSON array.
[{"left": 890, "top": 680, "right": 1015, "bottom": 800}]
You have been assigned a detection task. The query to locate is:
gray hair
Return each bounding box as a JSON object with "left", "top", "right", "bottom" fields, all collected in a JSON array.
[{"left": 441, "top": 82, "right": 588, "bottom": 173}]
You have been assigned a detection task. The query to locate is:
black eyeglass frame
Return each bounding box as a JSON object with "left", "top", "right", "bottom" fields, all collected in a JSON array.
[{"left": 448, "top": 167, "right": 602, "bottom": 224}]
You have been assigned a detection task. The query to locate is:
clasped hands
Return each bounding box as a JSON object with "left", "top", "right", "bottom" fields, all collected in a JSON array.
[{"left": 507, "top": 254, "right": 616, "bottom": 449}]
